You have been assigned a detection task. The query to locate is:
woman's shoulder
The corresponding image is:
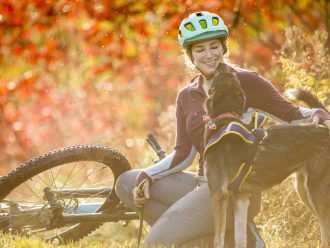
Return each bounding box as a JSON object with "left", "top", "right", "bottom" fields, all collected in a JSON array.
[
  {"left": 228, "top": 64, "right": 268, "bottom": 85},
  {"left": 177, "top": 75, "right": 200, "bottom": 96},
  {"left": 228, "top": 64, "right": 259, "bottom": 77}
]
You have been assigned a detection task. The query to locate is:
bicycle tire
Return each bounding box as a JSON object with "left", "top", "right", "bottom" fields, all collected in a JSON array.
[{"left": 0, "top": 144, "right": 131, "bottom": 243}]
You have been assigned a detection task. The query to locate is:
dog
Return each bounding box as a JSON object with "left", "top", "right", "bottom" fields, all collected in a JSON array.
[
  {"left": 203, "top": 63, "right": 329, "bottom": 248},
  {"left": 286, "top": 88, "right": 330, "bottom": 248}
]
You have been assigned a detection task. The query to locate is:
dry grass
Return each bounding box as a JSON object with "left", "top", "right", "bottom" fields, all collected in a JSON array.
[
  {"left": 256, "top": 176, "right": 320, "bottom": 248},
  {"left": 0, "top": 176, "right": 322, "bottom": 248}
]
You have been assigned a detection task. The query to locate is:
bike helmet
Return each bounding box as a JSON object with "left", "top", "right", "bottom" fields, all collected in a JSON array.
[{"left": 178, "top": 11, "right": 228, "bottom": 49}]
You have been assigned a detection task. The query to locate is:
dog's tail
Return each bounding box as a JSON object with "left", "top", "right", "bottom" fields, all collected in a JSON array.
[{"left": 284, "top": 88, "right": 328, "bottom": 112}]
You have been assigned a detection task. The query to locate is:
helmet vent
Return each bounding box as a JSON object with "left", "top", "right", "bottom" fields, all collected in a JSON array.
[
  {"left": 196, "top": 12, "right": 203, "bottom": 16},
  {"left": 199, "top": 20, "right": 207, "bottom": 29},
  {"left": 184, "top": 23, "right": 195, "bottom": 31},
  {"left": 212, "top": 17, "right": 219, "bottom": 26}
]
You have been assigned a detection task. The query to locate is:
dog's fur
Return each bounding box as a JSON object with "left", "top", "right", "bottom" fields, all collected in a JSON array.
[
  {"left": 288, "top": 89, "right": 330, "bottom": 248},
  {"left": 204, "top": 63, "right": 330, "bottom": 248}
]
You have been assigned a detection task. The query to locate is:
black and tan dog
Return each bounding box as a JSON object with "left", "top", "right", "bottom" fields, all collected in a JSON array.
[
  {"left": 287, "top": 89, "right": 330, "bottom": 248},
  {"left": 203, "top": 63, "right": 329, "bottom": 248}
]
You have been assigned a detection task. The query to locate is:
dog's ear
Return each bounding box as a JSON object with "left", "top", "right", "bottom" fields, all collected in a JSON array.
[{"left": 217, "top": 62, "right": 230, "bottom": 73}]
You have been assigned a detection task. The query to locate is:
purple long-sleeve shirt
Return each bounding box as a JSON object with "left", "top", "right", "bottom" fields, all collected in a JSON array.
[{"left": 135, "top": 65, "right": 314, "bottom": 186}]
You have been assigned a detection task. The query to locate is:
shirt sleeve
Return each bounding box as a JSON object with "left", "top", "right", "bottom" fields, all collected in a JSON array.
[
  {"left": 134, "top": 91, "right": 197, "bottom": 186},
  {"left": 240, "top": 71, "right": 306, "bottom": 122}
]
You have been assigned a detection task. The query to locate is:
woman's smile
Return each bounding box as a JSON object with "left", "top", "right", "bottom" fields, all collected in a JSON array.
[{"left": 204, "top": 59, "right": 218, "bottom": 67}]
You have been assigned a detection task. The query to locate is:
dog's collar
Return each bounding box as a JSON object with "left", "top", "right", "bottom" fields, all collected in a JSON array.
[{"left": 203, "top": 112, "right": 242, "bottom": 130}]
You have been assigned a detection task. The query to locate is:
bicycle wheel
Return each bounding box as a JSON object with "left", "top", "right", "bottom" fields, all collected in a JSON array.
[{"left": 0, "top": 144, "right": 131, "bottom": 243}]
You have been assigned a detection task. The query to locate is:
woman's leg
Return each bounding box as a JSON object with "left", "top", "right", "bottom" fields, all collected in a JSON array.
[
  {"left": 143, "top": 183, "right": 261, "bottom": 247},
  {"left": 143, "top": 183, "right": 213, "bottom": 246},
  {"left": 116, "top": 171, "right": 261, "bottom": 247},
  {"left": 115, "top": 170, "right": 197, "bottom": 225}
]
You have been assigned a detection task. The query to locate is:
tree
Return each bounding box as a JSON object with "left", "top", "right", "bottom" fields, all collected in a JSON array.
[{"left": 0, "top": 0, "right": 328, "bottom": 172}]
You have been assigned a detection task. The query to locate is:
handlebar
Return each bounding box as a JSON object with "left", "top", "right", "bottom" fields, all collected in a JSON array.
[{"left": 146, "top": 133, "right": 166, "bottom": 160}]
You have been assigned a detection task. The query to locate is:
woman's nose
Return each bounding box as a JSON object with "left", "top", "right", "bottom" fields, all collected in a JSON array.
[{"left": 205, "top": 48, "right": 214, "bottom": 58}]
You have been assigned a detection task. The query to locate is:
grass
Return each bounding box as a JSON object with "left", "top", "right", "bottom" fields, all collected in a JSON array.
[
  {"left": 0, "top": 235, "right": 138, "bottom": 248},
  {"left": 0, "top": 177, "right": 322, "bottom": 248},
  {"left": 257, "top": 177, "right": 320, "bottom": 248}
]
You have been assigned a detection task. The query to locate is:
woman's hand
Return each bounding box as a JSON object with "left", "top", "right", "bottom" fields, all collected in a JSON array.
[
  {"left": 132, "top": 179, "right": 150, "bottom": 208},
  {"left": 313, "top": 116, "right": 330, "bottom": 129},
  {"left": 312, "top": 109, "right": 330, "bottom": 131}
]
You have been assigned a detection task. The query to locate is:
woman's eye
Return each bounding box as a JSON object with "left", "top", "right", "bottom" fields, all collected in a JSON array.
[{"left": 211, "top": 46, "right": 219, "bottom": 49}]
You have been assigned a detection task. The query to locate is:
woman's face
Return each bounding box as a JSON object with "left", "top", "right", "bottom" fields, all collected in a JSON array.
[{"left": 190, "top": 38, "right": 224, "bottom": 77}]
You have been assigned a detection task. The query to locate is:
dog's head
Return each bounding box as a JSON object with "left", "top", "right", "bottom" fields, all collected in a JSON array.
[{"left": 205, "top": 63, "right": 246, "bottom": 119}]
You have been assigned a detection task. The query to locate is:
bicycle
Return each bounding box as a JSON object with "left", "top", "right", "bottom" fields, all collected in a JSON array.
[{"left": 0, "top": 133, "right": 165, "bottom": 243}]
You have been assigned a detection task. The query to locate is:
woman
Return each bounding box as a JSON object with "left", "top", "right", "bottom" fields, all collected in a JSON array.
[{"left": 115, "top": 11, "right": 330, "bottom": 247}]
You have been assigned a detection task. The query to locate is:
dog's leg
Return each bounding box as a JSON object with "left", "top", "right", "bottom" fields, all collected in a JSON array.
[
  {"left": 308, "top": 190, "right": 330, "bottom": 248},
  {"left": 233, "top": 193, "right": 250, "bottom": 248},
  {"left": 320, "top": 225, "right": 330, "bottom": 248},
  {"left": 297, "top": 164, "right": 330, "bottom": 248},
  {"left": 211, "top": 189, "right": 229, "bottom": 248},
  {"left": 295, "top": 168, "right": 317, "bottom": 215},
  {"left": 206, "top": 156, "right": 229, "bottom": 248}
]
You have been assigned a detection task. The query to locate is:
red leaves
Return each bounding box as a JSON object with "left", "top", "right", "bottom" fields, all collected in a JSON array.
[
  {"left": 91, "top": 62, "right": 112, "bottom": 75},
  {"left": 0, "top": 1, "right": 14, "bottom": 15},
  {"left": 5, "top": 71, "right": 38, "bottom": 102},
  {"left": 0, "top": 0, "right": 328, "bottom": 174},
  {"left": 12, "top": 45, "right": 24, "bottom": 56}
]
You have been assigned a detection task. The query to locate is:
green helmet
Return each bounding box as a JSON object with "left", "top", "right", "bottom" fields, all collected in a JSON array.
[{"left": 178, "top": 11, "right": 228, "bottom": 49}]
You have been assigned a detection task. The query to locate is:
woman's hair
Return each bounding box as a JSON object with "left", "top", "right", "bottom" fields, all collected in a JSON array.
[{"left": 182, "top": 38, "right": 229, "bottom": 74}]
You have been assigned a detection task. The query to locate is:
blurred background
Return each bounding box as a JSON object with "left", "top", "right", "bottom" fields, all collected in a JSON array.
[
  {"left": 0, "top": 1, "right": 329, "bottom": 246},
  {"left": 0, "top": 0, "right": 329, "bottom": 173}
]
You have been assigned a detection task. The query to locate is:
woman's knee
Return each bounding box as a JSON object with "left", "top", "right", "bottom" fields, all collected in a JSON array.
[{"left": 115, "top": 169, "right": 140, "bottom": 201}]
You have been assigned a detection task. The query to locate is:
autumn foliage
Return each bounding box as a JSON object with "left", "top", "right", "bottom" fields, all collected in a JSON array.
[{"left": 0, "top": 0, "right": 329, "bottom": 174}]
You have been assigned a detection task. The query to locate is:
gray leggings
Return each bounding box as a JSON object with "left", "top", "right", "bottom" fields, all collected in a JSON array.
[{"left": 115, "top": 170, "right": 261, "bottom": 247}]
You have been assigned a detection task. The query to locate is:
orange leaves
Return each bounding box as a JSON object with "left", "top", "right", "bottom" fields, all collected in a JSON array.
[
  {"left": 6, "top": 71, "right": 39, "bottom": 102},
  {"left": 0, "top": 79, "right": 8, "bottom": 100},
  {"left": 91, "top": 62, "right": 112, "bottom": 75},
  {"left": 0, "top": 1, "right": 14, "bottom": 16},
  {"left": 12, "top": 45, "right": 24, "bottom": 56},
  {"left": 0, "top": 0, "right": 329, "bottom": 173}
]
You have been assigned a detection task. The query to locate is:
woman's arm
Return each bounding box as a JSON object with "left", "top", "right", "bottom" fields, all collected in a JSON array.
[
  {"left": 238, "top": 71, "right": 329, "bottom": 123},
  {"left": 134, "top": 90, "right": 197, "bottom": 187}
]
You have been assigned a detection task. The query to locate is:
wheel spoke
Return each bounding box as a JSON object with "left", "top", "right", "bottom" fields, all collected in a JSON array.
[
  {"left": 77, "top": 164, "right": 106, "bottom": 189},
  {"left": 60, "top": 161, "right": 89, "bottom": 190},
  {"left": 63, "top": 170, "right": 113, "bottom": 189},
  {"left": 23, "top": 182, "right": 44, "bottom": 203},
  {"left": 53, "top": 163, "right": 64, "bottom": 185},
  {"left": 36, "top": 174, "right": 50, "bottom": 187},
  {"left": 52, "top": 165, "right": 112, "bottom": 202},
  {"left": 49, "top": 168, "right": 58, "bottom": 190}
]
